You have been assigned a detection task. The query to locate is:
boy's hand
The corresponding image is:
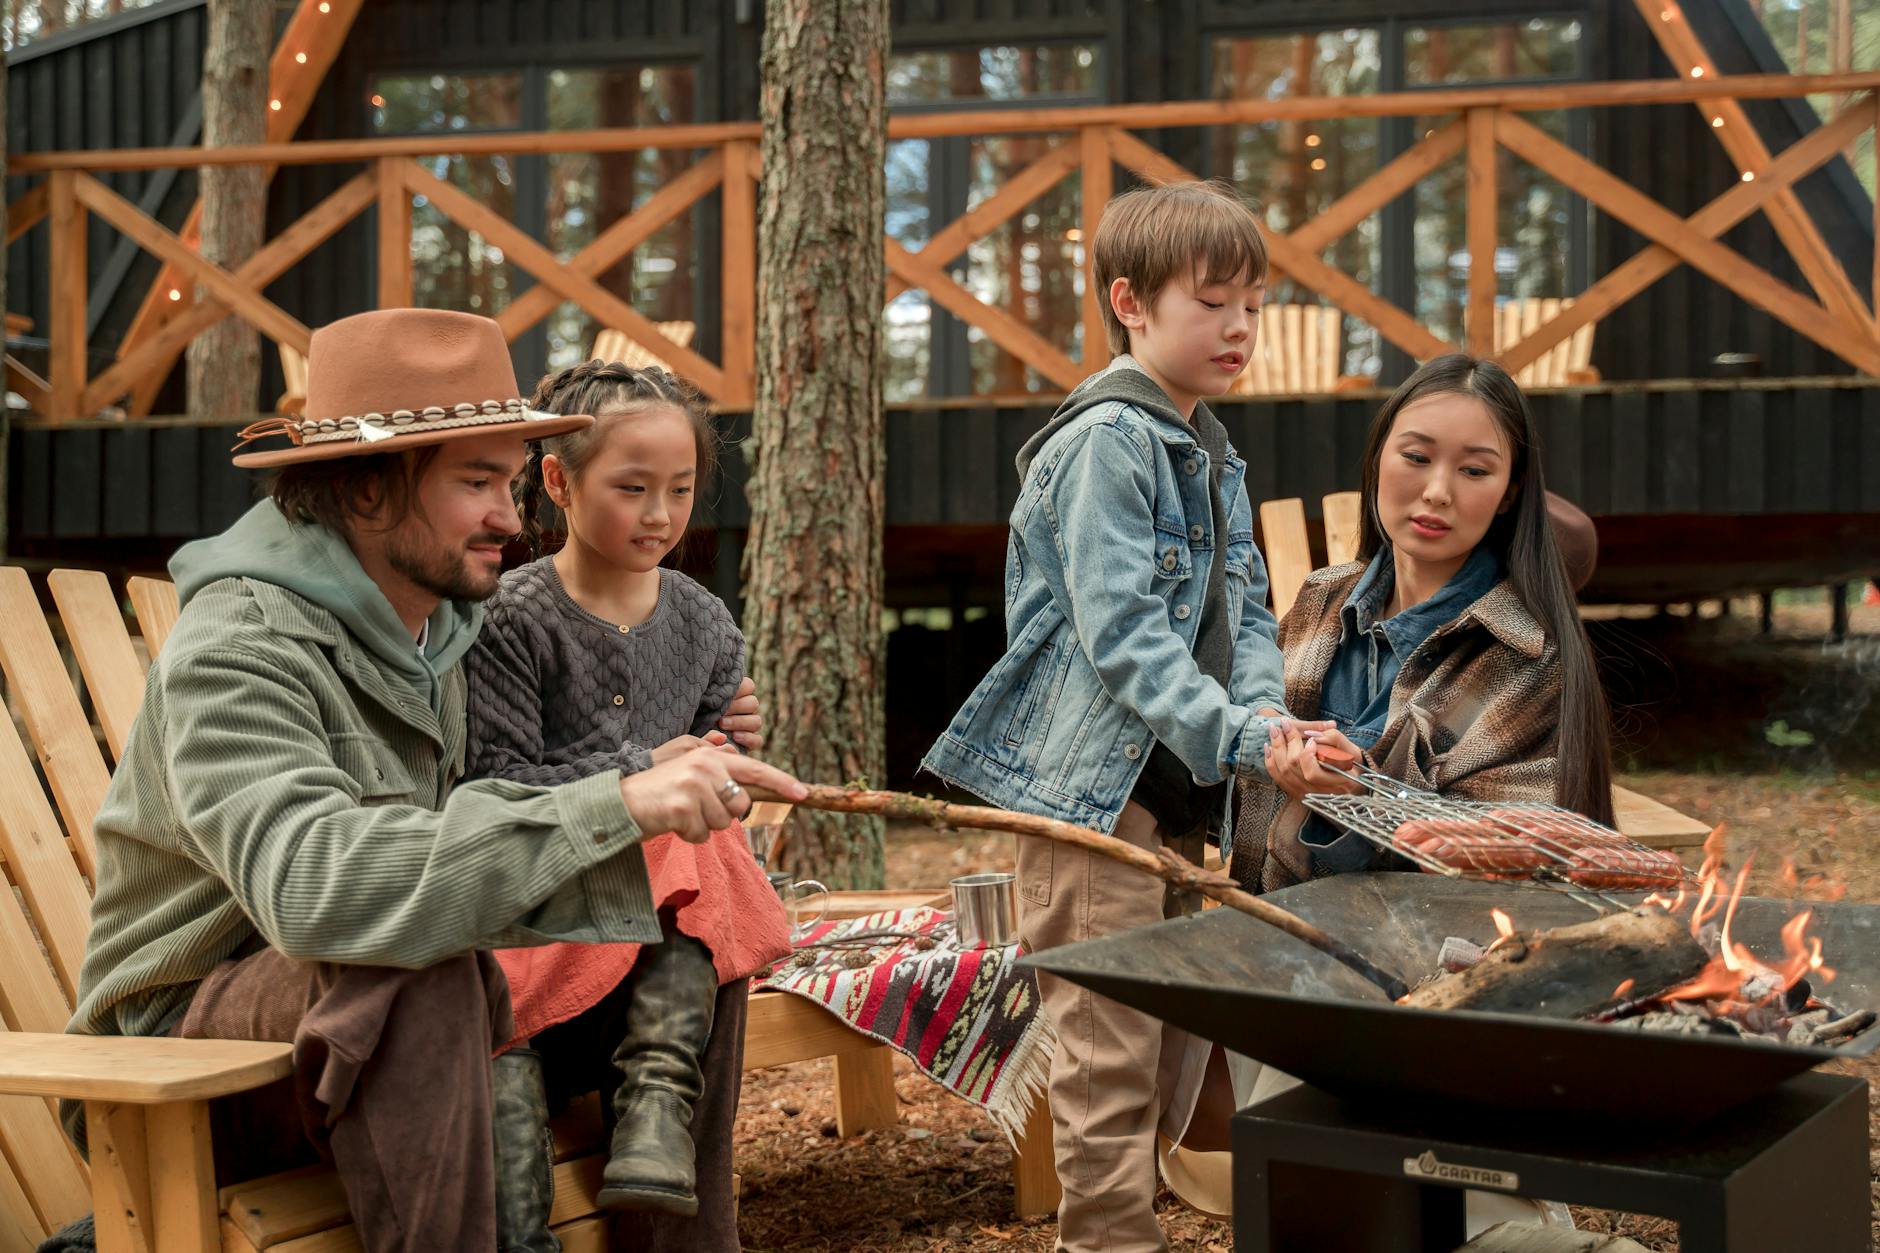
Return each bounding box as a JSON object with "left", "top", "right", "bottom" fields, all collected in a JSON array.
[
  {"left": 619, "top": 747, "right": 808, "bottom": 844},
  {"left": 650, "top": 732, "right": 735, "bottom": 765},
  {"left": 1263, "top": 725, "right": 1365, "bottom": 802},
  {"left": 718, "top": 677, "right": 764, "bottom": 751}
]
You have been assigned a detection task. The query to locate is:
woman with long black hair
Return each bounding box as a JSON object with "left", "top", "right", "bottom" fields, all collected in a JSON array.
[{"left": 1232, "top": 352, "right": 1614, "bottom": 892}]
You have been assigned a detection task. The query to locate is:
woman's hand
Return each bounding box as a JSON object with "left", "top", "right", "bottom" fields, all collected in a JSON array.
[
  {"left": 1263, "top": 724, "right": 1366, "bottom": 802},
  {"left": 718, "top": 677, "right": 764, "bottom": 751},
  {"left": 649, "top": 732, "right": 734, "bottom": 765},
  {"left": 618, "top": 747, "right": 807, "bottom": 844}
]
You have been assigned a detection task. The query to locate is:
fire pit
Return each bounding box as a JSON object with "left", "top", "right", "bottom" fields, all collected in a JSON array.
[
  {"left": 1022, "top": 875, "right": 1878, "bottom": 1250},
  {"left": 1020, "top": 874, "right": 1880, "bottom": 1122}
]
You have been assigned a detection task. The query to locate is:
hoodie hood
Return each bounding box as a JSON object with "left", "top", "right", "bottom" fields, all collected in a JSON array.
[
  {"left": 170, "top": 500, "right": 483, "bottom": 708},
  {"left": 1015, "top": 355, "right": 1216, "bottom": 479}
]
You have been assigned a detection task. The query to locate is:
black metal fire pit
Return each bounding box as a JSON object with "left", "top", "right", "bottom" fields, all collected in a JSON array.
[{"left": 1021, "top": 874, "right": 1880, "bottom": 1123}]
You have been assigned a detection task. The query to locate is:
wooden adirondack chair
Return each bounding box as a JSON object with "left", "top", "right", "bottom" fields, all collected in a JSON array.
[
  {"left": 1227, "top": 304, "right": 1371, "bottom": 396},
  {"left": 589, "top": 322, "right": 696, "bottom": 374},
  {"left": 0, "top": 571, "right": 1055, "bottom": 1250},
  {"left": 1258, "top": 494, "right": 1709, "bottom": 851}
]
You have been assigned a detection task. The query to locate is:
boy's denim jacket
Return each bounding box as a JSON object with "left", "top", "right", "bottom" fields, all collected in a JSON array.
[{"left": 922, "top": 359, "right": 1287, "bottom": 835}]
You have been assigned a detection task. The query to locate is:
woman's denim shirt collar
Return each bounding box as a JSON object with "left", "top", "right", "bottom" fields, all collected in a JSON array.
[{"left": 1339, "top": 544, "right": 1504, "bottom": 662}]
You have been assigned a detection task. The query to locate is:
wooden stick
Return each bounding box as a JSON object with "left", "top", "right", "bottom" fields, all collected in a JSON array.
[{"left": 750, "top": 785, "right": 1410, "bottom": 1001}]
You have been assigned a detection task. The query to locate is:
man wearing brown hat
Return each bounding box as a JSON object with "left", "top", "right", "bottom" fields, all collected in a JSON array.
[{"left": 58, "top": 309, "right": 804, "bottom": 1253}]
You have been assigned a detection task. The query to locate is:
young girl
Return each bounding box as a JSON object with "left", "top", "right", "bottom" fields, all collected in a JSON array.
[
  {"left": 466, "top": 361, "right": 789, "bottom": 1253},
  {"left": 1235, "top": 351, "right": 1614, "bottom": 892}
]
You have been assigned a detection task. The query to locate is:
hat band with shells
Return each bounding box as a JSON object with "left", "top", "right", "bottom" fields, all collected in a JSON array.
[{"left": 234, "top": 398, "right": 565, "bottom": 452}]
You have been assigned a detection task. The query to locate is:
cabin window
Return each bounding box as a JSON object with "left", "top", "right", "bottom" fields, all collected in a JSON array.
[
  {"left": 1211, "top": 19, "right": 1588, "bottom": 383},
  {"left": 542, "top": 65, "right": 698, "bottom": 371},
  {"left": 886, "top": 44, "right": 1103, "bottom": 401},
  {"left": 372, "top": 64, "right": 698, "bottom": 376},
  {"left": 1210, "top": 29, "right": 1385, "bottom": 380},
  {"left": 372, "top": 74, "right": 526, "bottom": 322}
]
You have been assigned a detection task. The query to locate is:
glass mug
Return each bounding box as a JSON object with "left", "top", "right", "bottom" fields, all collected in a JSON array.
[{"left": 767, "top": 870, "right": 830, "bottom": 940}]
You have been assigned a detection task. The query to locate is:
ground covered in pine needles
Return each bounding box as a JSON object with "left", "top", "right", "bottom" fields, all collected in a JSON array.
[{"left": 734, "top": 596, "right": 1880, "bottom": 1250}]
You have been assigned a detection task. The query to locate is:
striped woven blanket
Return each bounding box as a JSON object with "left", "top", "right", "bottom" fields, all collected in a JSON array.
[{"left": 758, "top": 906, "right": 1055, "bottom": 1145}]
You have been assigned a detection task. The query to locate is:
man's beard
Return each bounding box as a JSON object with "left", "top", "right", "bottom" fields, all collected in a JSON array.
[{"left": 385, "top": 527, "right": 507, "bottom": 602}]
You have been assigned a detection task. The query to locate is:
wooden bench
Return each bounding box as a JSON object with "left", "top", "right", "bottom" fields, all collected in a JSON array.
[
  {"left": 1257, "top": 493, "right": 1709, "bottom": 851},
  {"left": 0, "top": 570, "right": 1056, "bottom": 1250}
]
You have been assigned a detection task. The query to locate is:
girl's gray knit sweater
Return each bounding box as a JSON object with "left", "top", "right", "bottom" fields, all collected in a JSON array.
[{"left": 465, "top": 557, "right": 745, "bottom": 784}]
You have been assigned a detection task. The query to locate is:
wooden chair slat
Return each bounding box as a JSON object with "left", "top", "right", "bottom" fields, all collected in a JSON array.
[
  {"left": 0, "top": 1143, "right": 49, "bottom": 1251},
  {"left": 0, "top": 1037, "right": 91, "bottom": 1235},
  {"left": 48, "top": 570, "right": 146, "bottom": 764},
  {"left": 1321, "top": 491, "right": 1363, "bottom": 568},
  {"left": 0, "top": 568, "right": 108, "bottom": 880},
  {"left": 0, "top": 866, "right": 74, "bottom": 1032},
  {"left": 547, "top": 1154, "right": 604, "bottom": 1228},
  {"left": 0, "top": 699, "right": 93, "bottom": 996},
  {"left": 1258, "top": 497, "right": 1313, "bottom": 621},
  {"left": 127, "top": 577, "right": 181, "bottom": 661}
]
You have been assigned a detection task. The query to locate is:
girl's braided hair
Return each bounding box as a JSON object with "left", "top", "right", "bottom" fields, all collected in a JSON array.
[{"left": 517, "top": 359, "right": 719, "bottom": 557}]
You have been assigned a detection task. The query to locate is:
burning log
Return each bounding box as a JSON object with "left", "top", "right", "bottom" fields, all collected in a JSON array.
[
  {"left": 1401, "top": 907, "right": 1710, "bottom": 1021},
  {"left": 750, "top": 784, "right": 1411, "bottom": 1000}
]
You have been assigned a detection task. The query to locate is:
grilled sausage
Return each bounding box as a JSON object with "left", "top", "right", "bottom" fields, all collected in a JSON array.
[
  {"left": 1563, "top": 845, "right": 1684, "bottom": 890},
  {"left": 1393, "top": 818, "right": 1549, "bottom": 874}
]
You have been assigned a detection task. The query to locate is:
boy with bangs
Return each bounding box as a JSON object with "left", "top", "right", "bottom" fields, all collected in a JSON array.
[{"left": 923, "top": 181, "right": 1339, "bottom": 1251}]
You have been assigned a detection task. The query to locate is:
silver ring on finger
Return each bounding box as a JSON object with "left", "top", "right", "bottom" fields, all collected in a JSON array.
[{"left": 718, "top": 779, "right": 743, "bottom": 805}]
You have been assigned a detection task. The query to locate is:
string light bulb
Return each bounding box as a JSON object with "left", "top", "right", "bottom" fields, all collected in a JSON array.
[
  {"left": 1660, "top": 8, "right": 1674, "bottom": 20},
  {"left": 317, "top": 1, "right": 330, "bottom": 10},
  {"left": 295, "top": 52, "right": 307, "bottom": 63},
  {"left": 167, "top": 289, "right": 182, "bottom": 302},
  {"left": 269, "top": 99, "right": 283, "bottom": 111},
  {"left": 1712, "top": 116, "right": 1725, "bottom": 128},
  {"left": 1310, "top": 157, "right": 1327, "bottom": 171},
  {"left": 370, "top": 93, "right": 385, "bottom": 107},
  {"left": 1741, "top": 170, "right": 1755, "bottom": 182},
  {"left": 1304, "top": 133, "right": 1322, "bottom": 148},
  {"left": 1690, "top": 66, "right": 1705, "bottom": 78}
]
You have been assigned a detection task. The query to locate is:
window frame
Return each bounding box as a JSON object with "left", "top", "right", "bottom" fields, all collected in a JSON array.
[{"left": 1202, "top": 9, "right": 1593, "bottom": 384}]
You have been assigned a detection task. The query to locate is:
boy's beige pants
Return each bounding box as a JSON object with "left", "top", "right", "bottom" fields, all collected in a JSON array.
[{"left": 1016, "top": 800, "right": 1192, "bottom": 1253}]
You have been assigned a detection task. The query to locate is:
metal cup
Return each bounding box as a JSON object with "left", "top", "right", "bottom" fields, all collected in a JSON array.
[
  {"left": 951, "top": 872, "right": 1019, "bottom": 948},
  {"left": 769, "top": 871, "right": 830, "bottom": 939}
]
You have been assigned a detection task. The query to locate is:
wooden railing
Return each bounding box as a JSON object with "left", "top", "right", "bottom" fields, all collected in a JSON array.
[{"left": 7, "top": 69, "right": 1880, "bottom": 418}]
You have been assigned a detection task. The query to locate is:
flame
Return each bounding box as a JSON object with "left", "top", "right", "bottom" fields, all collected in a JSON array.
[
  {"left": 1486, "top": 908, "right": 1517, "bottom": 953},
  {"left": 1660, "top": 955, "right": 1746, "bottom": 1003},
  {"left": 1718, "top": 860, "right": 1754, "bottom": 973},
  {"left": 1612, "top": 978, "right": 1635, "bottom": 1001},
  {"left": 1779, "top": 856, "right": 1799, "bottom": 894}
]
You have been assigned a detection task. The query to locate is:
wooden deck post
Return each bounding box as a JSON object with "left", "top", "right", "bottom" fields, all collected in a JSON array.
[
  {"left": 1465, "top": 108, "right": 1498, "bottom": 359},
  {"left": 1080, "top": 125, "right": 1112, "bottom": 371},
  {"left": 47, "top": 171, "right": 86, "bottom": 419},
  {"left": 376, "top": 157, "right": 411, "bottom": 309},
  {"left": 720, "top": 140, "right": 757, "bottom": 409}
]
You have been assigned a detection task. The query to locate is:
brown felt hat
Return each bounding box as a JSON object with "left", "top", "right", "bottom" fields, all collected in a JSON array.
[
  {"left": 1544, "top": 490, "right": 1598, "bottom": 594},
  {"left": 232, "top": 309, "right": 592, "bottom": 469}
]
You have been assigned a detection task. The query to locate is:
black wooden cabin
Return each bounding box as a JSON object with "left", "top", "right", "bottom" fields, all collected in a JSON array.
[{"left": 6, "top": 0, "right": 1878, "bottom": 619}]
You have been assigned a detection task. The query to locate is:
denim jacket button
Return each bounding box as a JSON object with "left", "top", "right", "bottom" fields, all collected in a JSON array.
[
  {"left": 1123, "top": 743, "right": 1141, "bottom": 760},
  {"left": 1183, "top": 459, "right": 1199, "bottom": 475},
  {"left": 1161, "top": 549, "right": 1178, "bottom": 571},
  {"left": 1189, "top": 524, "right": 1205, "bottom": 541},
  {"left": 1174, "top": 603, "right": 1192, "bottom": 620}
]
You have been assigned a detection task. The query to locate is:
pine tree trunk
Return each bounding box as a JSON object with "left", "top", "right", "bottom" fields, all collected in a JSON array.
[
  {"left": 186, "top": 0, "right": 268, "bottom": 420},
  {"left": 744, "top": 0, "right": 888, "bottom": 889}
]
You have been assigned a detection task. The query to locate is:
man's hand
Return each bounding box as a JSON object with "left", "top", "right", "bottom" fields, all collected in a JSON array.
[
  {"left": 649, "top": 732, "right": 734, "bottom": 765},
  {"left": 718, "top": 677, "right": 764, "bottom": 751},
  {"left": 1263, "top": 724, "right": 1366, "bottom": 802},
  {"left": 618, "top": 746, "right": 807, "bottom": 843}
]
